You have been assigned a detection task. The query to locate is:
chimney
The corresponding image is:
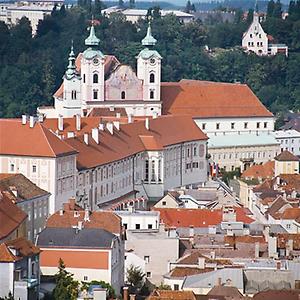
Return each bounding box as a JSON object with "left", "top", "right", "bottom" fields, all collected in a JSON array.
[
  {"left": 198, "top": 257, "right": 205, "bottom": 269},
  {"left": 128, "top": 114, "right": 133, "bottom": 124},
  {"left": 92, "top": 128, "right": 99, "bottom": 144},
  {"left": 58, "top": 115, "right": 63, "bottom": 131},
  {"left": 153, "top": 111, "right": 158, "bottom": 119},
  {"left": 78, "top": 221, "right": 83, "bottom": 231},
  {"left": 59, "top": 208, "right": 64, "bottom": 216},
  {"left": 99, "top": 123, "right": 104, "bottom": 131},
  {"left": 84, "top": 133, "right": 89, "bottom": 145},
  {"left": 9, "top": 186, "right": 17, "bottom": 198},
  {"left": 84, "top": 208, "right": 90, "bottom": 222},
  {"left": 76, "top": 114, "right": 81, "bottom": 131},
  {"left": 116, "top": 112, "right": 121, "bottom": 118},
  {"left": 29, "top": 116, "right": 35, "bottom": 128},
  {"left": 145, "top": 118, "right": 150, "bottom": 130},
  {"left": 113, "top": 121, "right": 120, "bottom": 131},
  {"left": 123, "top": 287, "right": 129, "bottom": 300},
  {"left": 22, "top": 114, "right": 27, "bottom": 125},
  {"left": 210, "top": 251, "right": 216, "bottom": 259},
  {"left": 217, "top": 277, "right": 222, "bottom": 286},
  {"left": 255, "top": 242, "right": 260, "bottom": 258},
  {"left": 38, "top": 114, "right": 44, "bottom": 123},
  {"left": 189, "top": 225, "right": 194, "bottom": 237},
  {"left": 107, "top": 122, "right": 114, "bottom": 135}
]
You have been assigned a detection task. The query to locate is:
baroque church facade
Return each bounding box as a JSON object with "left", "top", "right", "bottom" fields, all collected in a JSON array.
[{"left": 38, "top": 23, "right": 162, "bottom": 117}]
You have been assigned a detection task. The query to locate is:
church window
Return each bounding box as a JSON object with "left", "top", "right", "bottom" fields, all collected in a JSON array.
[
  {"left": 257, "top": 42, "right": 260, "bottom": 46},
  {"left": 93, "top": 73, "right": 98, "bottom": 83},
  {"left": 150, "top": 90, "right": 154, "bottom": 99},
  {"left": 248, "top": 42, "right": 251, "bottom": 46},
  {"left": 83, "top": 74, "right": 86, "bottom": 83},
  {"left": 151, "top": 160, "right": 155, "bottom": 182},
  {"left": 150, "top": 73, "right": 155, "bottom": 83},
  {"left": 250, "top": 34, "right": 252, "bottom": 38},
  {"left": 121, "top": 91, "right": 126, "bottom": 99},
  {"left": 259, "top": 34, "right": 261, "bottom": 38},
  {"left": 93, "top": 90, "right": 98, "bottom": 100}
]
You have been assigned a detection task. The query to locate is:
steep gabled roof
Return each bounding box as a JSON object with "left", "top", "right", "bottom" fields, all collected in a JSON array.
[
  {"left": 275, "top": 150, "right": 300, "bottom": 162},
  {"left": 162, "top": 79, "right": 273, "bottom": 119},
  {"left": 242, "top": 161, "right": 275, "bottom": 179},
  {"left": 0, "top": 119, "right": 77, "bottom": 158}
]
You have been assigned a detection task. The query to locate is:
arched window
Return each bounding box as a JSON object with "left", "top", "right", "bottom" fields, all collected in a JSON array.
[
  {"left": 121, "top": 91, "right": 126, "bottom": 100},
  {"left": 150, "top": 90, "right": 154, "bottom": 99},
  {"left": 150, "top": 73, "right": 155, "bottom": 83},
  {"left": 93, "top": 73, "right": 98, "bottom": 83}
]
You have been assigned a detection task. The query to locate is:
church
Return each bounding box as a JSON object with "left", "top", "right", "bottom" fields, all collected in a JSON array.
[
  {"left": 38, "top": 23, "right": 162, "bottom": 118},
  {"left": 38, "top": 23, "right": 279, "bottom": 172}
]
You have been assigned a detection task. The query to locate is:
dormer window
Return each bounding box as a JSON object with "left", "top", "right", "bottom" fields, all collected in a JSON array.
[
  {"left": 150, "top": 73, "right": 155, "bottom": 83},
  {"left": 93, "top": 73, "right": 98, "bottom": 84},
  {"left": 121, "top": 91, "right": 126, "bottom": 100}
]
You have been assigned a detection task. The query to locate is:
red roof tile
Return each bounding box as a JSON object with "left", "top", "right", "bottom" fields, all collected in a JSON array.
[
  {"left": 0, "top": 243, "right": 17, "bottom": 262},
  {"left": 64, "top": 115, "right": 208, "bottom": 169},
  {"left": 153, "top": 207, "right": 254, "bottom": 228},
  {"left": 0, "top": 119, "right": 77, "bottom": 158},
  {"left": 161, "top": 79, "right": 273, "bottom": 118},
  {"left": 242, "top": 161, "right": 275, "bottom": 179},
  {"left": 0, "top": 191, "right": 27, "bottom": 240}
]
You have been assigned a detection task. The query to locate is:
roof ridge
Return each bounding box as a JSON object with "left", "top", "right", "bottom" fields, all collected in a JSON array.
[{"left": 39, "top": 123, "right": 57, "bottom": 157}]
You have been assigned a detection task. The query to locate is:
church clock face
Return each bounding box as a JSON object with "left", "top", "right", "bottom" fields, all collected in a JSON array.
[
  {"left": 93, "top": 58, "right": 100, "bottom": 65},
  {"left": 150, "top": 58, "right": 156, "bottom": 65}
]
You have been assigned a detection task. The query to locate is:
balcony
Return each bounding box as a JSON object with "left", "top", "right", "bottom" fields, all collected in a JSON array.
[{"left": 15, "top": 278, "right": 39, "bottom": 289}]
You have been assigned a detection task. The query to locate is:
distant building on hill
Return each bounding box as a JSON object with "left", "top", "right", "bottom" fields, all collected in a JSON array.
[{"left": 242, "top": 12, "right": 288, "bottom": 57}]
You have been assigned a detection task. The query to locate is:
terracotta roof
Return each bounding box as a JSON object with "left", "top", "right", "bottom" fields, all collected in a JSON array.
[
  {"left": 277, "top": 233, "right": 300, "bottom": 250},
  {"left": 64, "top": 115, "right": 208, "bottom": 169},
  {"left": 153, "top": 207, "right": 254, "bottom": 228},
  {"left": 242, "top": 161, "right": 275, "bottom": 179},
  {"left": 148, "top": 290, "right": 197, "bottom": 300},
  {"left": 177, "top": 252, "right": 232, "bottom": 265},
  {"left": 253, "top": 290, "right": 300, "bottom": 300},
  {"left": 208, "top": 286, "right": 244, "bottom": 298},
  {"left": 0, "top": 173, "right": 49, "bottom": 202},
  {"left": 0, "top": 191, "right": 27, "bottom": 240},
  {"left": 46, "top": 209, "right": 122, "bottom": 235},
  {"left": 281, "top": 207, "right": 300, "bottom": 221},
  {"left": 275, "top": 150, "right": 300, "bottom": 161},
  {"left": 169, "top": 267, "right": 214, "bottom": 277},
  {"left": 87, "top": 107, "right": 127, "bottom": 117},
  {"left": 161, "top": 79, "right": 273, "bottom": 118},
  {"left": 54, "top": 54, "right": 120, "bottom": 98},
  {"left": 0, "top": 243, "right": 17, "bottom": 262},
  {"left": 5, "top": 237, "right": 40, "bottom": 257},
  {"left": 266, "top": 196, "right": 291, "bottom": 218},
  {"left": 224, "top": 235, "right": 266, "bottom": 246},
  {"left": 0, "top": 119, "right": 77, "bottom": 158}
]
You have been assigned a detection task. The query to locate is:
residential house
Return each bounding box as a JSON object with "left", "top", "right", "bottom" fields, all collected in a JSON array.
[
  {"left": 37, "top": 227, "right": 124, "bottom": 295},
  {"left": 0, "top": 118, "right": 77, "bottom": 214},
  {"left": 0, "top": 237, "right": 40, "bottom": 300},
  {"left": 153, "top": 192, "right": 183, "bottom": 209},
  {"left": 0, "top": 173, "right": 50, "bottom": 242},
  {"left": 274, "top": 150, "right": 299, "bottom": 176},
  {"left": 125, "top": 226, "right": 179, "bottom": 285},
  {"left": 0, "top": 191, "right": 27, "bottom": 243},
  {"left": 275, "top": 129, "right": 300, "bottom": 156}
]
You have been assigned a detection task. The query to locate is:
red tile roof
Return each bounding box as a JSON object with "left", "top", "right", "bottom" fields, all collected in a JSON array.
[
  {"left": 148, "top": 290, "right": 197, "bottom": 300},
  {"left": 161, "top": 79, "right": 273, "bottom": 118},
  {"left": 281, "top": 207, "right": 300, "bottom": 221},
  {"left": 275, "top": 150, "right": 300, "bottom": 161},
  {"left": 0, "top": 243, "right": 17, "bottom": 262},
  {"left": 0, "top": 119, "right": 77, "bottom": 158},
  {"left": 0, "top": 191, "right": 27, "bottom": 240},
  {"left": 153, "top": 207, "right": 254, "bottom": 228},
  {"left": 169, "top": 267, "right": 214, "bottom": 277},
  {"left": 64, "top": 115, "right": 208, "bottom": 169},
  {"left": 253, "top": 290, "right": 300, "bottom": 300},
  {"left": 242, "top": 161, "right": 275, "bottom": 179},
  {"left": 87, "top": 107, "right": 127, "bottom": 117}
]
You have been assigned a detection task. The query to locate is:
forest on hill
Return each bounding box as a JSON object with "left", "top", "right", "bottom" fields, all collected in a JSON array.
[{"left": 0, "top": 0, "right": 300, "bottom": 118}]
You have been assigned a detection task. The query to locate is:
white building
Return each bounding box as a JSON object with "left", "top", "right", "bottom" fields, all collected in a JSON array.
[
  {"left": 242, "top": 12, "right": 288, "bottom": 56},
  {"left": 0, "top": 117, "right": 77, "bottom": 214},
  {"left": 38, "top": 23, "right": 163, "bottom": 118},
  {"left": 275, "top": 129, "right": 300, "bottom": 156},
  {"left": 102, "top": 6, "right": 194, "bottom": 23},
  {"left": 116, "top": 209, "right": 160, "bottom": 230},
  {"left": 125, "top": 226, "right": 179, "bottom": 284}
]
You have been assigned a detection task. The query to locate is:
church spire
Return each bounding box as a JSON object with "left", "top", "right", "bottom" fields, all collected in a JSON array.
[
  {"left": 142, "top": 22, "right": 157, "bottom": 47},
  {"left": 65, "top": 41, "right": 76, "bottom": 78},
  {"left": 85, "top": 24, "right": 100, "bottom": 47}
]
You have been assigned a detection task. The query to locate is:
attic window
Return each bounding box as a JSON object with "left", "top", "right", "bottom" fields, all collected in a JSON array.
[{"left": 121, "top": 91, "right": 126, "bottom": 100}]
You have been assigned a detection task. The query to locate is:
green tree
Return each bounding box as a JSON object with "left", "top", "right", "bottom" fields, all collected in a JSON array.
[
  {"left": 273, "top": 0, "right": 282, "bottom": 18},
  {"left": 185, "top": 0, "right": 192, "bottom": 13},
  {"left": 267, "top": 0, "right": 275, "bottom": 17},
  {"left": 52, "top": 259, "right": 79, "bottom": 300},
  {"left": 126, "top": 265, "right": 145, "bottom": 292},
  {"left": 129, "top": 0, "right": 135, "bottom": 9}
]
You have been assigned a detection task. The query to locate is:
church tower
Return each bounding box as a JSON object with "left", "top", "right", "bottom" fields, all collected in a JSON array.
[
  {"left": 81, "top": 24, "right": 105, "bottom": 109},
  {"left": 137, "top": 23, "right": 162, "bottom": 103},
  {"left": 60, "top": 43, "right": 82, "bottom": 117}
]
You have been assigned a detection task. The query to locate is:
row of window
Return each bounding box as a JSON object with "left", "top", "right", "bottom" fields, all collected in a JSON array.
[
  {"left": 83, "top": 73, "right": 156, "bottom": 84},
  {"left": 249, "top": 33, "right": 262, "bottom": 38},
  {"left": 202, "top": 121, "right": 268, "bottom": 131},
  {"left": 212, "top": 150, "right": 276, "bottom": 161},
  {"left": 248, "top": 41, "right": 263, "bottom": 47},
  {"left": 10, "top": 163, "right": 36, "bottom": 173},
  {"left": 91, "top": 89, "right": 155, "bottom": 100}
]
